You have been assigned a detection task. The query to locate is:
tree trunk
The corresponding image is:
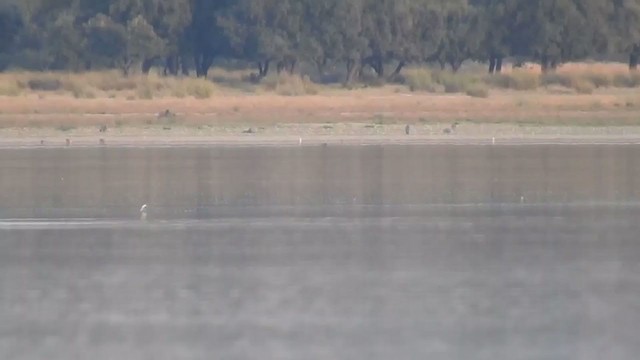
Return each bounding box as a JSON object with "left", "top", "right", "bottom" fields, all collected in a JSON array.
[
  {"left": 390, "top": 61, "right": 405, "bottom": 79},
  {"left": 258, "top": 60, "right": 270, "bottom": 77},
  {"left": 495, "top": 57, "right": 503, "bottom": 73},
  {"left": 438, "top": 59, "right": 446, "bottom": 70},
  {"left": 142, "top": 58, "right": 155, "bottom": 74},
  {"left": 357, "top": 65, "right": 365, "bottom": 80},
  {"left": 630, "top": 53, "right": 639, "bottom": 71},
  {"left": 194, "top": 54, "right": 214, "bottom": 78},
  {"left": 449, "top": 59, "right": 463, "bottom": 73},
  {"left": 540, "top": 56, "right": 550, "bottom": 73},
  {"left": 315, "top": 57, "right": 327, "bottom": 76},
  {"left": 369, "top": 57, "right": 384, "bottom": 77},
  {"left": 180, "top": 56, "right": 189, "bottom": 76},
  {"left": 363, "top": 56, "right": 384, "bottom": 77},
  {"left": 488, "top": 57, "right": 496, "bottom": 74},
  {"left": 345, "top": 59, "right": 358, "bottom": 84},
  {"left": 121, "top": 57, "right": 133, "bottom": 77},
  {"left": 164, "top": 55, "right": 179, "bottom": 76},
  {"left": 288, "top": 59, "right": 297, "bottom": 74},
  {"left": 375, "top": 58, "right": 384, "bottom": 77}
]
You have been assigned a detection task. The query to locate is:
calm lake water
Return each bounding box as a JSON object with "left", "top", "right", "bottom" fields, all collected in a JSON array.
[{"left": 1, "top": 145, "right": 640, "bottom": 359}]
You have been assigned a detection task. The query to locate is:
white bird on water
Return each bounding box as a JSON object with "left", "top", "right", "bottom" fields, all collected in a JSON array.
[{"left": 140, "top": 204, "right": 148, "bottom": 221}]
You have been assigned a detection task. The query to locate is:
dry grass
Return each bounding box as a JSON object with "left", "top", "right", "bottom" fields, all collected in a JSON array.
[
  {"left": 487, "top": 70, "right": 540, "bottom": 90},
  {"left": 465, "top": 83, "right": 490, "bottom": 98},
  {"left": 0, "top": 71, "right": 218, "bottom": 100},
  {"left": 2, "top": 62, "right": 640, "bottom": 129},
  {"left": 402, "top": 68, "right": 482, "bottom": 94},
  {"left": 0, "top": 79, "right": 23, "bottom": 96},
  {"left": 260, "top": 73, "right": 319, "bottom": 96},
  {"left": 402, "top": 68, "right": 438, "bottom": 92},
  {"left": 2, "top": 85, "right": 640, "bottom": 130},
  {"left": 544, "top": 62, "right": 640, "bottom": 91},
  {"left": 474, "top": 62, "right": 640, "bottom": 94},
  {"left": 1, "top": 62, "right": 638, "bottom": 101}
]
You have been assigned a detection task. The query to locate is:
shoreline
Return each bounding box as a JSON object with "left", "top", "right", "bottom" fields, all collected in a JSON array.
[
  {"left": 3, "top": 88, "right": 640, "bottom": 148},
  {"left": 3, "top": 133, "right": 640, "bottom": 148}
]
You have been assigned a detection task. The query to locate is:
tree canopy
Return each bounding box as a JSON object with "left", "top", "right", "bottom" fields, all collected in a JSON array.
[{"left": 1, "top": 0, "right": 639, "bottom": 78}]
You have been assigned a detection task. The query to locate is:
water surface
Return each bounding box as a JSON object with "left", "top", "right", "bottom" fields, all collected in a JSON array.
[{"left": 1, "top": 145, "right": 639, "bottom": 359}]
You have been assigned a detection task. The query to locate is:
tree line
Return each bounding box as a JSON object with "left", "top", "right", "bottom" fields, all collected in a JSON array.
[{"left": 1, "top": 0, "right": 640, "bottom": 82}]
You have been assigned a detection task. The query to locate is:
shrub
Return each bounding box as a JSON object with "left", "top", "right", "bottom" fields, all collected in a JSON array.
[
  {"left": 0, "top": 81, "right": 22, "bottom": 96},
  {"left": 465, "top": 84, "right": 490, "bottom": 98},
  {"left": 27, "top": 77, "right": 62, "bottom": 91},
  {"left": 170, "top": 85, "right": 187, "bottom": 98},
  {"left": 541, "top": 72, "right": 573, "bottom": 87},
  {"left": 360, "top": 72, "right": 386, "bottom": 87},
  {"left": 542, "top": 69, "right": 627, "bottom": 90},
  {"left": 431, "top": 71, "right": 476, "bottom": 93},
  {"left": 136, "top": 83, "right": 154, "bottom": 99},
  {"left": 614, "top": 72, "right": 640, "bottom": 88},
  {"left": 262, "top": 73, "right": 318, "bottom": 96},
  {"left": 92, "top": 73, "right": 138, "bottom": 91},
  {"left": 584, "top": 71, "right": 613, "bottom": 88},
  {"left": 541, "top": 72, "right": 598, "bottom": 93},
  {"left": 72, "top": 88, "right": 96, "bottom": 99},
  {"left": 488, "top": 70, "right": 539, "bottom": 90},
  {"left": 572, "top": 79, "right": 595, "bottom": 94},
  {"left": 402, "top": 68, "right": 437, "bottom": 92},
  {"left": 185, "top": 78, "right": 215, "bottom": 99},
  {"left": 62, "top": 77, "right": 96, "bottom": 98}
]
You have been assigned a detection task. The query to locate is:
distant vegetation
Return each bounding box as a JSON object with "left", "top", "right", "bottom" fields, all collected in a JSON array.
[
  {"left": 1, "top": 0, "right": 640, "bottom": 85},
  {"left": 3, "top": 63, "right": 640, "bottom": 100}
]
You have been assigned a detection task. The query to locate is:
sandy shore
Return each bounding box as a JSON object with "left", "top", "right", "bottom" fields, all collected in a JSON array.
[
  {"left": 3, "top": 123, "right": 640, "bottom": 148},
  {"left": 3, "top": 89, "right": 640, "bottom": 147},
  {"left": 2, "top": 89, "right": 640, "bottom": 126}
]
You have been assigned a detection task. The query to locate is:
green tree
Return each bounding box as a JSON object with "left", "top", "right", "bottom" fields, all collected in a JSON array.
[
  {"left": 296, "top": 0, "right": 368, "bottom": 82},
  {"left": 85, "top": 13, "right": 164, "bottom": 75},
  {"left": 0, "top": 3, "right": 23, "bottom": 67},
  {"left": 218, "top": 0, "right": 303, "bottom": 77},
  {"left": 46, "top": 11, "right": 85, "bottom": 70},
  {"left": 472, "top": 0, "right": 520, "bottom": 73},
  {"left": 515, "top": 0, "right": 598, "bottom": 72},
  {"left": 84, "top": 13, "right": 126, "bottom": 70},
  {"left": 429, "top": 0, "right": 483, "bottom": 72},
  {"left": 109, "top": 0, "right": 191, "bottom": 74},
  {"left": 387, "top": 0, "right": 446, "bottom": 77},
  {"left": 332, "top": 0, "right": 368, "bottom": 83},
  {"left": 126, "top": 15, "right": 165, "bottom": 74},
  {"left": 611, "top": 0, "right": 640, "bottom": 69},
  {"left": 187, "top": 0, "right": 233, "bottom": 78}
]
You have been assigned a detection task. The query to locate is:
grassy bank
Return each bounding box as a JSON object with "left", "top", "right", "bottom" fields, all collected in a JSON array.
[
  {"left": 2, "top": 62, "right": 640, "bottom": 99},
  {"left": 2, "top": 62, "right": 640, "bottom": 132}
]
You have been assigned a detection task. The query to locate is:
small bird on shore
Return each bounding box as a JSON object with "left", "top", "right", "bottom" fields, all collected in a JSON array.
[
  {"left": 99, "top": 125, "right": 108, "bottom": 133},
  {"left": 405, "top": 124, "right": 411, "bottom": 135},
  {"left": 65, "top": 139, "right": 71, "bottom": 146},
  {"left": 140, "top": 204, "right": 148, "bottom": 221},
  {"left": 443, "top": 122, "right": 460, "bottom": 135},
  {"left": 99, "top": 138, "right": 105, "bottom": 145},
  {"left": 158, "top": 109, "right": 175, "bottom": 119}
]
